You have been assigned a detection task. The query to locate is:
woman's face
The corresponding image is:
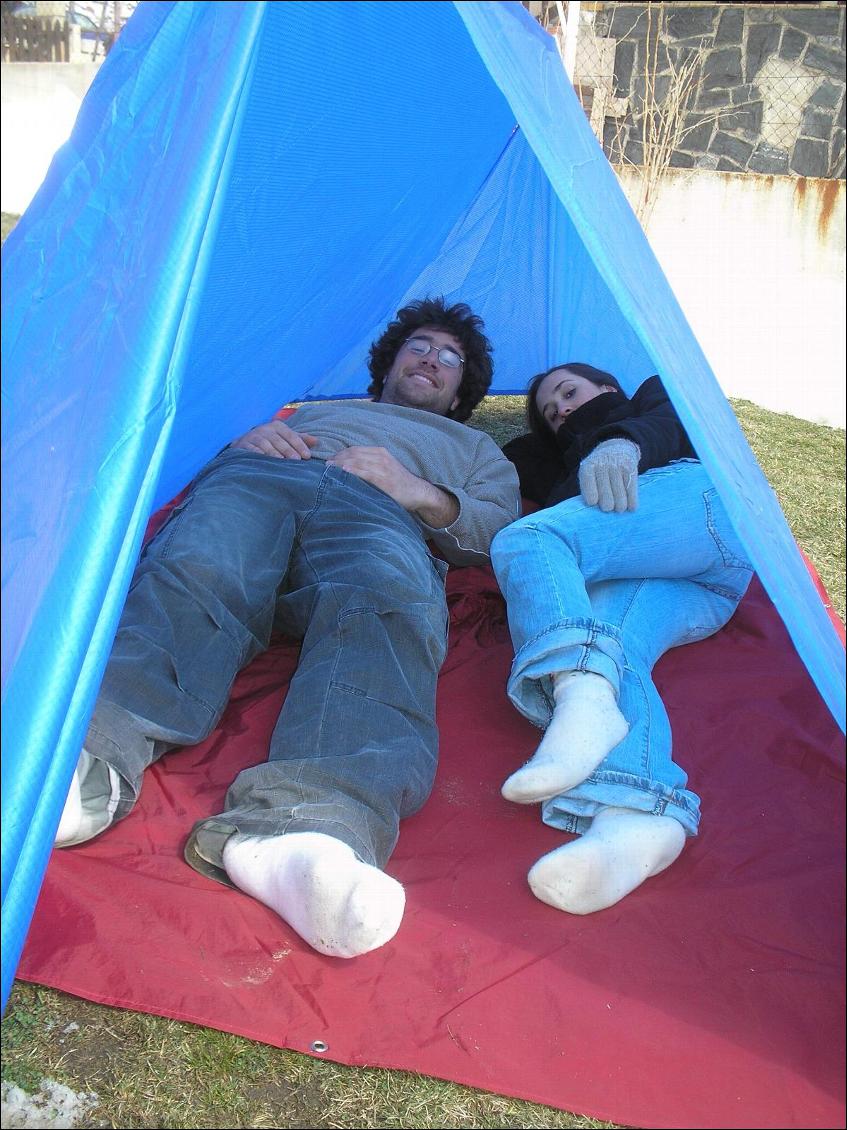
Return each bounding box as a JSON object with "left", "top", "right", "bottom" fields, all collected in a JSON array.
[{"left": 535, "top": 368, "right": 617, "bottom": 430}]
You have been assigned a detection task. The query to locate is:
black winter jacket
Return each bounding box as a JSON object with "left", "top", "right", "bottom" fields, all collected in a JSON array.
[{"left": 502, "top": 375, "right": 698, "bottom": 507}]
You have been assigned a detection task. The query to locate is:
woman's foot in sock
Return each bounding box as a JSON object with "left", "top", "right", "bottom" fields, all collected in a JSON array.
[
  {"left": 222, "top": 831, "right": 405, "bottom": 958},
  {"left": 527, "top": 806, "right": 686, "bottom": 914},
  {"left": 502, "top": 672, "right": 628, "bottom": 804}
]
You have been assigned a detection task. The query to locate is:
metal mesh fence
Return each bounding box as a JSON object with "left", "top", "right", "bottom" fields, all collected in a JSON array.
[{"left": 522, "top": 1, "right": 845, "bottom": 179}]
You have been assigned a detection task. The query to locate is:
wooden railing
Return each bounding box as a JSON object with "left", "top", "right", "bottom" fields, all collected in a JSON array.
[{"left": 2, "top": 15, "right": 71, "bottom": 63}]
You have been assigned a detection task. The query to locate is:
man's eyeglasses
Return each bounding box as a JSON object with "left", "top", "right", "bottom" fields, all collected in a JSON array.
[{"left": 403, "top": 337, "right": 465, "bottom": 369}]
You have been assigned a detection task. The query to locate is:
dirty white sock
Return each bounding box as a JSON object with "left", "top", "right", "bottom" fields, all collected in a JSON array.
[
  {"left": 55, "top": 770, "right": 83, "bottom": 845},
  {"left": 502, "top": 671, "right": 629, "bottom": 803},
  {"left": 527, "top": 806, "right": 686, "bottom": 915},
  {"left": 222, "top": 831, "right": 406, "bottom": 959},
  {"left": 54, "top": 750, "right": 122, "bottom": 847}
]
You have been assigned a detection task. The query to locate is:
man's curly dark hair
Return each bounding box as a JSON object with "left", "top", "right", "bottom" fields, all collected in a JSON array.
[{"left": 367, "top": 297, "right": 493, "bottom": 423}]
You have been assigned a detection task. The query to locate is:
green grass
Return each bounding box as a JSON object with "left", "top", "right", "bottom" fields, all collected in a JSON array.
[
  {"left": 2, "top": 211, "right": 844, "bottom": 1128},
  {"left": 726, "top": 398, "right": 845, "bottom": 621},
  {"left": 2, "top": 983, "right": 617, "bottom": 1130}
]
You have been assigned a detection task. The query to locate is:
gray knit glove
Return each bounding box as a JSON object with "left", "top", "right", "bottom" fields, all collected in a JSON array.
[{"left": 578, "top": 439, "right": 640, "bottom": 512}]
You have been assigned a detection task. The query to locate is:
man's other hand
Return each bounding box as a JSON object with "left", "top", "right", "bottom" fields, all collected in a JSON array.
[{"left": 231, "top": 420, "right": 318, "bottom": 460}]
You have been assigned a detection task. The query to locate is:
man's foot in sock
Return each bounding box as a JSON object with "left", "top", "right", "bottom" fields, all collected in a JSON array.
[
  {"left": 502, "top": 672, "right": 628, "bottom": 804},
  {"left": 527, "top": 806, "right": 686, "bottom": 914},
  {"left": 222, "top": 831, "right": 406, "bottom": 959},
  {"left": 54, "top": 750, "right": 123, "bottom": 847},
  {"left": 55, "top": 769, "right": 83, "bottom": 844}
]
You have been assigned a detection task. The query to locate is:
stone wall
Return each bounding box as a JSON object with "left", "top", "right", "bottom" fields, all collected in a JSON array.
[{"left": 582, "top": 3, "right": 845, "bottom": 178}]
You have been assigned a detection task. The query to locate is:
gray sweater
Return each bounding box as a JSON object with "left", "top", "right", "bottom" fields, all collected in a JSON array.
[{"left": 285, "top": 400, "right": 521, "bottom": 566}]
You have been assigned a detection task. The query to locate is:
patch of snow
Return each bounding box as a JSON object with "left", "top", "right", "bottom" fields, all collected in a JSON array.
[{"left": 0, "top": 1079, "right": 99, "bottom": 1129}]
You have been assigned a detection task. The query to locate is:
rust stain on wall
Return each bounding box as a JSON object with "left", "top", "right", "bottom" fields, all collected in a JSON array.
[
  {"left": 815, "top": 180, "right": 840, "bottom": 240},
  {"left": 793, "top": 177, "right": 842, "bottom": 240}
]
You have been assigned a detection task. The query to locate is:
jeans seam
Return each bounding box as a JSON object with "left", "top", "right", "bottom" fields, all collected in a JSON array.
[
  {"left": 543, "top": 774, "right": 700, "bottom": 836},
  {"left": 532, "top": 523, "right": 567, "bottom": 623},
  {"left": 293, "top": 463, "right": 332, "bottom": 548},
  {"left": 636, "top": 660, "right": 653, "bottom": 777},
  {"left": 703, "top": 487, "right": 752, "bottom": 571},
  {"left": 614, "top": 579, "right": 652, "bottom": 775},
  {"left": 587, "top": 769, "right": 698, "bottom": 811},
  {"left": 147, "top": 497, "right": 192, "bottom": 559},
  {"left": 512, "top": 616, "right": 624, "bottom": 651}
]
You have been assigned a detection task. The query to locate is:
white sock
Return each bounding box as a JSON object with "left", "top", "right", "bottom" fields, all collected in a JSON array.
[
  {"left": 54, "top": 750, "right": 122, "bottom": 847},
  {"left": 55, "top": 769, "right": 83, "bottom": 845},
  {"left": 502, "top": 672, "right": 629, "bottom": 803},
  {"left": 222, "top": 831, "right": 406, "bottom": 959},
  {"left": 527, "top": 806, "right": 686, "bottom": 915}
]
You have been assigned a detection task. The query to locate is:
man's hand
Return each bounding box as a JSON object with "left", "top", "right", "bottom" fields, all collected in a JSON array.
[
  {"left": 578, "top": 439, "right": 640, "bottom": 512},
  {"left": 231, "top": 419, "right": 318, "bottom": 460},
  {"left": 329, "top": 446, "right": 459, "bottom": 528}
]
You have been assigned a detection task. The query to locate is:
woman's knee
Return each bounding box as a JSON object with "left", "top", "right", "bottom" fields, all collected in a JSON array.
[
  {"left": 492, "top": 503, "right": 583, "bottom": 565},
  {"left": 491, "top": 511, "right": 544, "bottom": 563}
]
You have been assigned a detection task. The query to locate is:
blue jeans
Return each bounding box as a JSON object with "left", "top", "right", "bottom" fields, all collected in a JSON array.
[
  {"left": 85, "top": 448, "right": 449, "bottom": 877},
  {"left": 489, "top": 462, "right": 753, "bottom": 836}
]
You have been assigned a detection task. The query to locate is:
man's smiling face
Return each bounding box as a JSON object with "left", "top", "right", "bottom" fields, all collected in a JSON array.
[{"left": 378, "top": 326, "right": 465, "bottom": 417}]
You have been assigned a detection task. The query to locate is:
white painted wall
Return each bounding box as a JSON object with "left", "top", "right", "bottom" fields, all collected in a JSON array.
[
  {"left": 2, "top": 63, "right": 844, "bottom": 427},
  {"left": 618, "top": 166, "right": 845, "bottom": 428},
  {"left": 1, "top": 62, "right": 100, "bottom": 215}
]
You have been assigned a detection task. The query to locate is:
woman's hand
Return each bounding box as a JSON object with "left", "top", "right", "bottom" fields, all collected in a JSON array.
[{"left": 578, "top": 439, "right": 640, "bottom": 512}]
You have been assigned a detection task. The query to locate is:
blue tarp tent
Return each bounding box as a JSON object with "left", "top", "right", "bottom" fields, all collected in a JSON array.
[{"left": 2, "top": 0, "right": 844, "bottom": 1011}]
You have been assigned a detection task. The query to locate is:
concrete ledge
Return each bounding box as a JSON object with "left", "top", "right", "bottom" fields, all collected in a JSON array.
[{"left": 618, "top": 166, "right": 845, "bottom": 428}]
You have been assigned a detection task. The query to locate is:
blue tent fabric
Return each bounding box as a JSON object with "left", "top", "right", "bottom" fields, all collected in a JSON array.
[{"left": 1, "top": 0, "right": 844, "bottom": 1017}]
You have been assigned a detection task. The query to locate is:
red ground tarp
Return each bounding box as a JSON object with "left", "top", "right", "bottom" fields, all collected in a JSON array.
[{"left": 16, "top": 565, "right": 846, "bottom": 1130}]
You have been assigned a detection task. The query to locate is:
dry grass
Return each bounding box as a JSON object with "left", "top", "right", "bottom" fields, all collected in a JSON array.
[
  {"left": 728, "top": 398, "right": 845, "bottom": 621},
  {"left": 1, "top": 211, "right": 19, "bottom": 241}
]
